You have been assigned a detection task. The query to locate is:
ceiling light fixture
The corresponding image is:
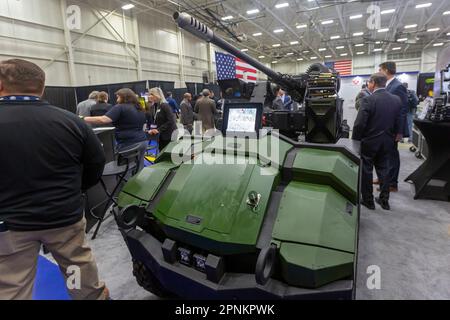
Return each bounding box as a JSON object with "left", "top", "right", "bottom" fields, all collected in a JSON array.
[
  {"left": 221, "top": 16, "right": 233, "bottom": 21},
  {"left": 247, "top": 9, "right": 260, "bottom": 15},
  {"left": 275, "top": 3, "right": 289, "bottom": 9},
  {"left": 381, "top": 9, "right": 395, "bottom": 14},
  {"left": 322, "top": 20, "right": 334, "bottom": 25},
  {"left": 415, "top": 3, "right": 432, "bottom": 9},
  {"left": 350, "top": 14, "right": 363, "bottom": 20},
  {"left": 121, "top": 4, "right": 135, "bottom": 10}
]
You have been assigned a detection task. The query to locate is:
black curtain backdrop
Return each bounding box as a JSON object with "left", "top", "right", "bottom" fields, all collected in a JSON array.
[
  {"left": 185, "top": 82, "right": 204, "bottom": 96},
  {"left": 185, "top": 82, "right": 220, "bottom": 98},
  {"left": 172, "top": 88, "right": 187, "bottom": 104},
  {"left": 43, "top": 86, "right": 77, "bottom": 113},
  {"left": 75, "top": 81, "right": 147, "bottom": 105},
  {"left": 75, "top": 85, "right": 109, "bottom": 105},
  {"left": 148, "top": 81, "right": 175, "bottom": 94},
  {"left": 43, "top": 80, "right": 181, "bottom": 113}
]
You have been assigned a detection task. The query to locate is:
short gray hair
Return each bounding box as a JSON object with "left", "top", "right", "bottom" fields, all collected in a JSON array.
[
  {"left": 89, "top": 91, "right": 99, "bottom": 100},
  {"left": 369, "top": 73, "right": 388, "bottom": 88},
  {"left": 202, "top": 89, "right": 210, "bottom": 97}
]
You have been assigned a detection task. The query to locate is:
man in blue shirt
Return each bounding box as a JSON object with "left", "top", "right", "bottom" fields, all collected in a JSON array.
[{"left": 166, "top": 92, "right": 180, "bottom": 116}]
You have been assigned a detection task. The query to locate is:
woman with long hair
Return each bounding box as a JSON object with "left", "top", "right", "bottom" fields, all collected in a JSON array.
[
  {"left": 147, "top": 87, "right": 177, "bottom": 151},
  {"left": 83, "top": 88, "right": 149, "bottom": 170}
]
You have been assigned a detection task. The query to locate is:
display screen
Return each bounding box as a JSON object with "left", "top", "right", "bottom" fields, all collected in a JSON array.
[
  {"left": 222, "top": 103, "right": 263, "bottom": 137},
  {"left": 226, "top": 108, "right": 258, "bottom": 133}
]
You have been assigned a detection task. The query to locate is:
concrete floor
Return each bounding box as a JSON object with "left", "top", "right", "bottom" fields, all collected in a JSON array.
[{"left": 87, "top": 145, "right": 450, "bottom": 300}]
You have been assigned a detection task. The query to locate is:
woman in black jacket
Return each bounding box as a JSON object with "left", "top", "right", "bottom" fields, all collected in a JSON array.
[{"left": 147, "top": 87, "right": 177, "bottom": 151}]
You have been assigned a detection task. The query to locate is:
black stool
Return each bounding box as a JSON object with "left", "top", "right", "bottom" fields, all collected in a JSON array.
[{"left": 91, "top": 143, "right": 142, "bottom": 240}]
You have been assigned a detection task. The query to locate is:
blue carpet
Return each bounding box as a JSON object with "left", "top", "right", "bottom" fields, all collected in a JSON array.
[{"left": 33, "top": 256, "right": 71, "bottom": 300}]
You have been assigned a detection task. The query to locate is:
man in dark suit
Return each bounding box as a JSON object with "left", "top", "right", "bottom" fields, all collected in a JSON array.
[
  {"left": 378, "top": 62, "right": 409, "bottom": 192},
  {"left": 272, "top": 86, "right": 293, "bottom": 111},
  {"left": 353, "top": 73, "right": 402, "bottom": 211}
]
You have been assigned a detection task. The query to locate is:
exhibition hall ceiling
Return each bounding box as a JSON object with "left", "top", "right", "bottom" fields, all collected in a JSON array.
[{"left": 94, "top": 0, "right": 450, "bottom": 62}]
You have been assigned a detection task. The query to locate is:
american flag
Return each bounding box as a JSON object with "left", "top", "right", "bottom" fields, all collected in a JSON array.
[
  {"left": 325, "top": 60, "right": 353, "bottom": 76},
  {"left": 215, "top": 52, "right": 257, "bottom": 83}
]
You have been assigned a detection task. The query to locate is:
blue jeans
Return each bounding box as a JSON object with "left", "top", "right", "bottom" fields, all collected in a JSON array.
[{"left": 407, "top": 111, "right": 415, "bottom": 142}]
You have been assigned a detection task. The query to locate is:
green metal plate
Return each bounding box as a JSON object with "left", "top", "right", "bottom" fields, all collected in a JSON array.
[
  {"left": 119, "top": 162, "right": 177, "bottom": 203},
  {"left": 292, "top": 148, "right": 359, "bottom": 203},
  {"left": 279, "top": 242, "right": 354, "bottom": 288},
  {"left": 154, "top": 155, "right": 279, "bottom": 252},
  {"left": 272, "top": 181, "right": 358, "bottom": 253}
]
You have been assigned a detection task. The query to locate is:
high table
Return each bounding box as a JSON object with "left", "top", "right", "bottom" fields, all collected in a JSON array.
[{"left": 405, "top": 120, "right": 450, "bottom": 201}]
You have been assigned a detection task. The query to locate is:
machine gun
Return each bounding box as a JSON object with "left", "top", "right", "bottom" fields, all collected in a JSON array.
[{"left": 174, "top": 12, "right": 345, "bottom": 143}]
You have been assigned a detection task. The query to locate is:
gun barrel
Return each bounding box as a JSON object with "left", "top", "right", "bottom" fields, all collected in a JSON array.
[{"left": 174, "top": 12, "right": 281, "bottom": 81}]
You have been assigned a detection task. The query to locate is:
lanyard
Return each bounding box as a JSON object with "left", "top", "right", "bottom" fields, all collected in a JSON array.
[{"left": 0, "top": 95, "right": 40, "bottom": 101}]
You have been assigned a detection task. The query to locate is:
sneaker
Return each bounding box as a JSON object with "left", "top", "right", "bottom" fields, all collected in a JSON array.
[{"left": 376, "top": 197, "right": 391, "bottom": 211}]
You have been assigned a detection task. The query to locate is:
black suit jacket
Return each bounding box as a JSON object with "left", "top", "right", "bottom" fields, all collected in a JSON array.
[
  {"left": 387, "top": 78, "right": 409, "bottom": 136},
  {"left": 352, "top": 89, "right": 402, "bottom": 142},
  {"left": 154, "top": 102, "right": 177, "bottom": 141}
]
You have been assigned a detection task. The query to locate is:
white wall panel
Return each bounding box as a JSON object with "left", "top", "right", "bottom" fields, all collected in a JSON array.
[{"left": 0, "top": 0, "right": 63, "bottom": 28}]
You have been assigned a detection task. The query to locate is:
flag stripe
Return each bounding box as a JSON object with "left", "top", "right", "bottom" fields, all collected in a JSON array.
[{"left": 236, "top": 66, "right": 257, "bottom": 74}]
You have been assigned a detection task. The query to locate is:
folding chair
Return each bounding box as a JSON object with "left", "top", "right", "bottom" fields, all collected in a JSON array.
[{"left": 90, "top": 143, "right": 142, "bottom": 240}]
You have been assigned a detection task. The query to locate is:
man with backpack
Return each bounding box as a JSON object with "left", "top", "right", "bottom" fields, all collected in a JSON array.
[{"left": 403, "top": 83, "right": 419, "bottom": 143}]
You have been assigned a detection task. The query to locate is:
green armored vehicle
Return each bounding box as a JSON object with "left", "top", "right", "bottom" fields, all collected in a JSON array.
[
  {"left": 114, "top": 12, "right": 361, "bottom": 300},
  {"left": 116, "top": 133, "right": 360, "bottom": 299}
]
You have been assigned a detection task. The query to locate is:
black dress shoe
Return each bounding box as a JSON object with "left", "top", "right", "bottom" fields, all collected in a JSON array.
[
  {"left": 376, "top": 197, "right": 391, "bottom": 211},
  {"left": 361, "top": 200, "right": 375, "bottom": 210}
]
